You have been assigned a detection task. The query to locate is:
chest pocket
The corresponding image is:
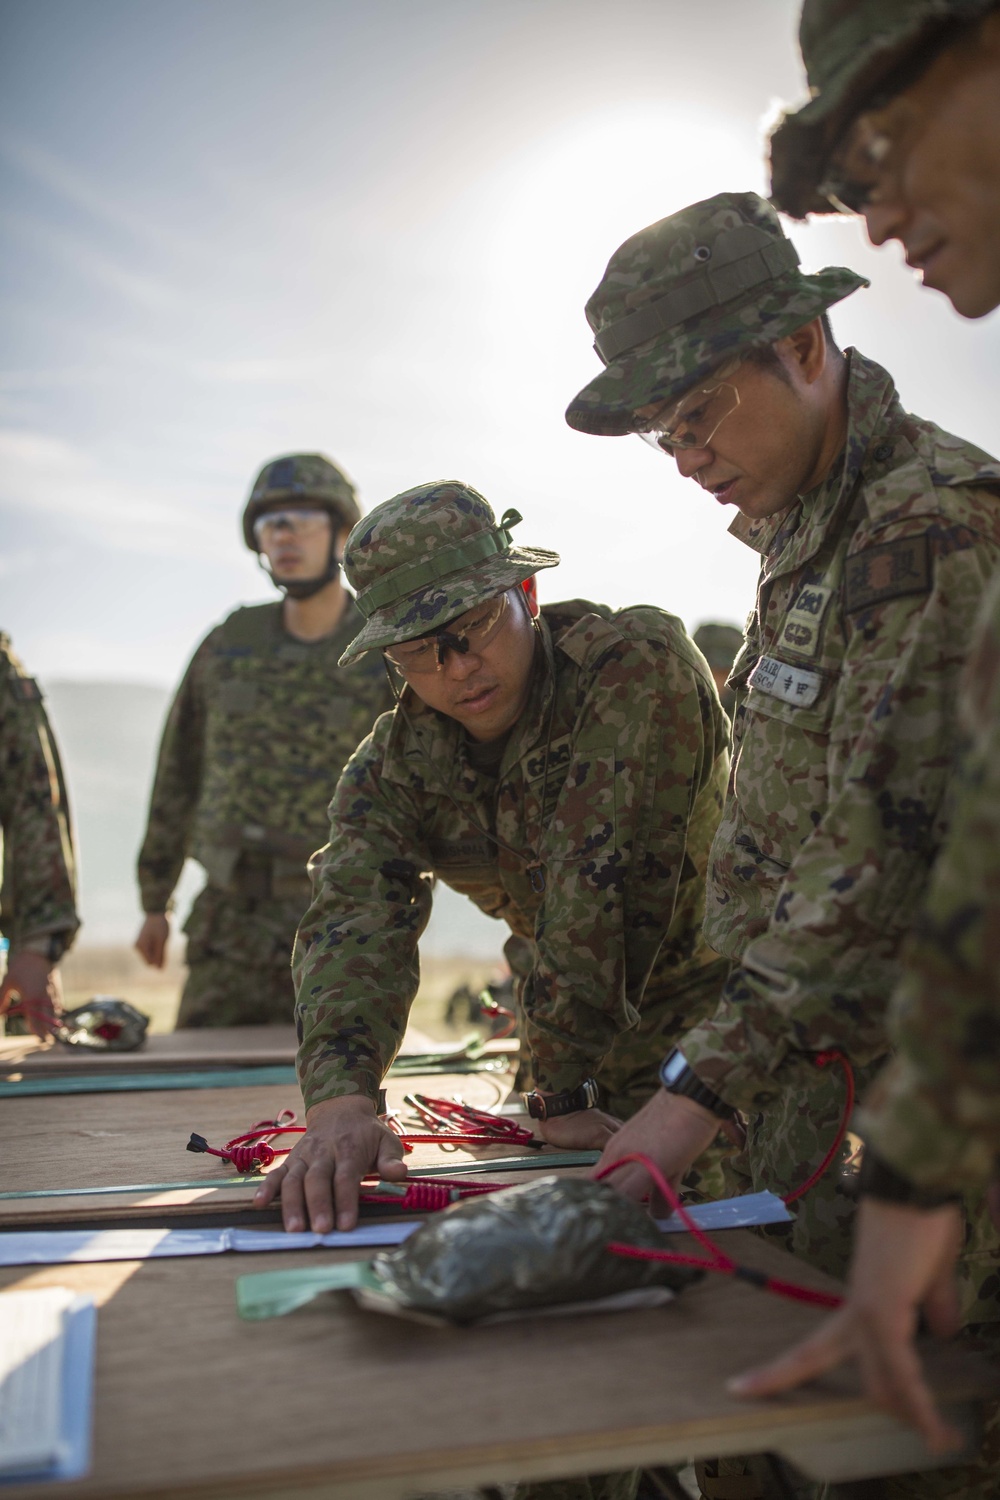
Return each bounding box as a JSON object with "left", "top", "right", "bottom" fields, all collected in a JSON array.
[{"left": 215, "top": 680, "right": 259, "bottom": 715}]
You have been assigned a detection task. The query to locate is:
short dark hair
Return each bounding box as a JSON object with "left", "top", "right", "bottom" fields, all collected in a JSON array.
[{"left": 741, "top": 313, "right": 841, "bottom": 382}]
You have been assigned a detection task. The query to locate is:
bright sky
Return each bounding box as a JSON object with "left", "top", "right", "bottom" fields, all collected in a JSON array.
[{"left": 3, "top": 0, "right": 999, "bottom": 688}]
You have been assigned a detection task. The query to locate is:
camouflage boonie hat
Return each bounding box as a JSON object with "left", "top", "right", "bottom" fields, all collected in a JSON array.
[
  {"left": 693, "top": 623, "right": 744, "bottom": 672},
  {"left": 338, "top": 481, "right": 560, "bottom": 667},
  {"left": 565, "top": 192, "right": 867, "bottom": 437},
  {"left": 242, "top": 453, "right": 361, "bottom": 551},
  {"left": 770, "top": 0, "right": 996, "bottom": 218}
]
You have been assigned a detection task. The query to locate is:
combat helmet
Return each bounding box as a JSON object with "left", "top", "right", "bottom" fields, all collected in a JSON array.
[
  {"left": 243, "top": 452, "right": 361, "bottom": 600},
  {"left": 565, "top": 191, "right": 867, "bottom": 438},
  {"left": 338, "top": 481, "right": 559, "bottom": 666},
  {"left": 770, "top": 0, "right": 998, "bottom": 218}
]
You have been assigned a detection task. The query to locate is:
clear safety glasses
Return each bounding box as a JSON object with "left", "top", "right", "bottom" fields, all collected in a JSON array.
[
  {"left": 633, "top": 357, "right": 743, "bottom": 457},
  {"left": 383, "top": 592, "right": 511, "bottom": 673},
  {"left": 252, "top": 508, "right": 331, "bottom": 542}
]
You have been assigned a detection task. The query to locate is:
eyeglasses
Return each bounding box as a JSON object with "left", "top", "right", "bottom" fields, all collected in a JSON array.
[
  {"left": 252, "top": 508, "right": 331, "bottom": 542},
  {"left": 819, "top": 116, "right": 899, "bottom": 214},
  {"left": 633, "top": 357, "right": 743, "bottom": 457},
  {"left": 383, "top": 592, "right": 512, "bottom": 673}
]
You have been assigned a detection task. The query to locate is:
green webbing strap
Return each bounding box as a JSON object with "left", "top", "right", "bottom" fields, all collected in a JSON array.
[
  {"left": 593, "top": 233, "right": 800, "bottom": 364},
  {"left": 356, "top": 509, "right": 522, "bottom": 618},
  {"left": 0, "top": 1151, "right": 599, "bottom": 1201}
]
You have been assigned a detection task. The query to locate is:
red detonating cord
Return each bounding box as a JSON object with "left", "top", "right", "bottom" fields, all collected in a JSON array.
[
  {"left": 782, "top": 1050, "right": 855, "bottom": 1206},
  {"left": 598, "top": 1152, "right": 843, "bottom": 1310}
]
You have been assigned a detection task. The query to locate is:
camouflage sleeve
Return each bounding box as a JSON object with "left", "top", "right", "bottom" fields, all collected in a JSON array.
[
  {"left": 525, "top": 629, "right": 727, "bottom": 1095},
  {"left": 857, "top": 574, "right": 1000, "bottom": 1194},
  {"left": 0, "top": 645, "right": 79, "bottom": 950},
  {"left": 683, "top": 515, "right": 1000, "bottom": 1111},
  {"left": 136, "top": 637, "right": 210, "bottom": 913},
  {"left": 292, "top": 719, "right": 433, "bottom": 1109}
]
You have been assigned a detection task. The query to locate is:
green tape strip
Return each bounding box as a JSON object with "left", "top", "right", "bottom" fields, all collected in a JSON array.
[
  {"left": 238, "top": 1260, "right": 376, "bottom": 1320},
  {"left": 0, "top": 1152, "right": 596, "bottom": 1203},
  {"left": 0, "top": 1054, "right": 504, "bottom": 1098}
]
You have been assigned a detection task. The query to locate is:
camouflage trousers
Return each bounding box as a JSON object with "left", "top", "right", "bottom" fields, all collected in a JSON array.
[
  {"left": 699, "top": 1063, "right": 1000, "bottom": 1500},
  {"left": 176, "top": 884, "right": 306, "bottom": 1028}
]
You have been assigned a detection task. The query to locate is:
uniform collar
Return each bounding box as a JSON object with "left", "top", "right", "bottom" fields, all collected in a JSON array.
[{"left": 727, "top": 349, "right": 902, "bottom": 582}]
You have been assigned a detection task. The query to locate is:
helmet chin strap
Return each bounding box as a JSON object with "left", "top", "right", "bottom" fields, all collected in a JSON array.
[{"left": 257, "top": 535, "right": 341, "bottom": 601}]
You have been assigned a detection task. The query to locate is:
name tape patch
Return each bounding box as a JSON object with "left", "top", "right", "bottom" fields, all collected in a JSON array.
[
  {"left": 748, "top": 655, "right": 823, "bottom": 707},
  {"left": 844, "top": 536, "right": 931, "bottom": 615}
]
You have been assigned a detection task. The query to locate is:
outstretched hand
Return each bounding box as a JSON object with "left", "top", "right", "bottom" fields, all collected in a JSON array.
[
  {"left": 253, "top": 1095, "right": 408, "bottom": 1232},
  {"left": 0, "top": 952, "right": 63, "bottom": 1039},
  {"left": 728, "top": 1197, "right": 966, "bottom": 1455},
  {"left": 591, "top": 1087, "right": 722, "bottom": 1205},
  {"left": 538, "top": 1107, "right": 622, "bottom": 1151}
]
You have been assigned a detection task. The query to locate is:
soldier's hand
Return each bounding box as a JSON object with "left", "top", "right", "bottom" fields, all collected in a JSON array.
[
  {"left": 135, "top": 914, "right": 169, "bottom": 968},
  {"left": 0, "top": 953, "right": 63, "bottom": 1039},
  {"left": 252, "top": 1095, "right": 408, "bottom": 1234},
  {"left": 538, "top": 1108, "right": 622, "bottom": 1150},
  {"left": 591, "top": 1087, "right": 721, "bottom": 1204},
  {"left": 728, "top": 1198, "right": 965, "bottom": 1456}
]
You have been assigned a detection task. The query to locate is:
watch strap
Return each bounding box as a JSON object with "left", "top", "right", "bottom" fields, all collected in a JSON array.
[
  {"left": 659, "top": 1048, "right": 734, "bottom": 1121},
  {"left": 523, "top": 1077, "right": 600, "bottom": 1121}
]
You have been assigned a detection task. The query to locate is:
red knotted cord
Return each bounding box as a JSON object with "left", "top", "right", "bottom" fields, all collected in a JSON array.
[{"left": 597, "top": 1152, "right": 843, "bottom": 1311}]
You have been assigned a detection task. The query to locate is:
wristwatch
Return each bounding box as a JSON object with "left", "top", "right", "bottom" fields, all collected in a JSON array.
[
  {"left": 659, "top": 1047, "right": 735, "bottom": 1121},
  {"left": 522, "top": 1077, "right": 600, "bottom": 1121},
  {"left": 858, "top": 1146, "right": 960, "bottom": 1210}
]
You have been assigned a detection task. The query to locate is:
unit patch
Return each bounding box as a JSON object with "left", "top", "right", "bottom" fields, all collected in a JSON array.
[
  {"left": 428, "top": 836, "right": 494, "bottom": 866},
  {"left": 748, "top": 655, "right": 823, "bottom": 707},
  {"left": 778, "top": 583, "right": 833, "bottom": 659},
  {"left": 14, "top": 677, "right": 42, "bottom": 702},
  {"left": 844, "top": 536, "right": 931, "bottom": 616}
]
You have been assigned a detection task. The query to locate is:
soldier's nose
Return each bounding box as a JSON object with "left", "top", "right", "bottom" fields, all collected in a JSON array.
[{"left": 674, "top": 445, "right": 711, "bottom": 480}]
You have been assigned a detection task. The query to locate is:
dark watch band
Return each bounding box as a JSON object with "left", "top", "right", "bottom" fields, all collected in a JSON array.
[
  {"left": 858, "top": 1147, "right": 961, "bottom": 1210},
  {"left": 659, "top": 1047, "right": 735, "bottom": 1121},
  {"left": 522, "top": 1077, "right": 600, "bottom": 1121}
]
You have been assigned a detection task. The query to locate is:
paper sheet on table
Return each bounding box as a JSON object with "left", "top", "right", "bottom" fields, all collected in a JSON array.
[
  {"left": 0, "top": 1292, "right": 96, "bottom": 1484},
  {"left": 656, "top": 1190, "right": 790, "bottom": 1234},
  {"left": 0, "top": 1221, "right": 421, "bottom": 1268}
]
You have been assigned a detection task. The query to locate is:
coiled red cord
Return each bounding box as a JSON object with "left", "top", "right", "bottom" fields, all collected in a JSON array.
[{"left": 598, "top": 1152, "right": 843, "bottom": 1311}]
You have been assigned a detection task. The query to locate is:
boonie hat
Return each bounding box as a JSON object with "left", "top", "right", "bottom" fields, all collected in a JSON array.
[
  {"left": 565, "top": 191, "right": 867, "bottom": 437},
  {"left": 242, "top": 453, "right": 361, "bottom": 551},
  {"left": 770, "top": 0, "right": 997, "bottom": 218},
  {"left": 338, "top": 481, "right": 560, "bottom": 667}
]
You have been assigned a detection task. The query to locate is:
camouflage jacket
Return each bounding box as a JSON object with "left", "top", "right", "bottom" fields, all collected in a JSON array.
[
  {"left": 681, "top": 351, "right": 1000, "bottom": 1112},
  {"left": 0, "top": 635, "right": 79, "bottom": 952},
  {"left": 293, "top": 600, "right": 730, "bottom": 1108},
  {"left": 858, "top": 571, "right": 1000, "bottom": 1193},
  {"left": 137, "top": 600, "right": 393, "bottom": 911}
]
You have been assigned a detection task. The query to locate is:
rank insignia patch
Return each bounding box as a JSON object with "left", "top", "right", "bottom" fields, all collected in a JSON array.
[
  {"left": 844, "top": 536, "right": 931, "bottom": 616},
  {"left": 778, "top": 583, "right": 833, "bottom": 659}
]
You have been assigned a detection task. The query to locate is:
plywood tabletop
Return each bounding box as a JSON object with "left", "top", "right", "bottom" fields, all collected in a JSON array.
[{"left": 0, "top": 1230, "right": 994, "bottom": 1500}]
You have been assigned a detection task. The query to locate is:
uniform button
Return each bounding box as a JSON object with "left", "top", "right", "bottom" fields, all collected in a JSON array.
[{"left": 873, "top": 443, "right": 893, "bottom": 462}]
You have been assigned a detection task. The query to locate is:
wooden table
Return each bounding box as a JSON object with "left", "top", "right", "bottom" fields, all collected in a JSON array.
[
  {"left": 2, "top": 1050, "right": 997, "bottom": 1495},
  {"left": 1, "top": 1233, "right": 995, "bottom": 1499}
]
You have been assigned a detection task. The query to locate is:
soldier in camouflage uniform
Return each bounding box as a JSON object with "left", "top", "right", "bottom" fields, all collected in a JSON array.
[
  {"left": 563, "top": 192, "right": 1000, "bottom": 1499},
  {"left": 0, "top": 635, "right": 79, "bottom": 1038},
  {"left": 135, "top": 454, "right": 393, "bottom": 1027},
  {"left": 693, "top": 623, "right": 744, "bottom": 719},
  {"left": 254, "top": 480, "right": 730, "bottom": 1239},
  {"left": 728, "top": 5, "right": 1000, "bottom": 1487}
]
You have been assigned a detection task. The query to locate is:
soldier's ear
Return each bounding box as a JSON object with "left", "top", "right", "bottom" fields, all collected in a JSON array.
[{"left": 520, "top": 578, "right": 539, "bottom": 618}]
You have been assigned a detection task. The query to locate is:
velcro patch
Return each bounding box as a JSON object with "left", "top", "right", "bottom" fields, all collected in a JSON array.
[
  {"left": 428, "top": 836, "right": 494, "bottom": 866},
  {"left": 524, "top": 735, "right": 572, "bottom": 783},
  {"left": 15, "top": 677, "right": 42, "bottom": 702},
  {"left": 748, "top": 655, "right": 823, "bottom": 707},
  {"left": 778, "top": 582, "right": 833, "bottom": 660},
  {"left": 844, "top": 536, "right": 931, "bottom": 615}
]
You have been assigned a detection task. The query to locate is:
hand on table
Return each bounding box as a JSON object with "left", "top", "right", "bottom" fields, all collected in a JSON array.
[
  {"left": 729, "top": 1197, "right": 966, "bottom": 1455},
  {"left": 590, "top": 1087, "right": 722, "bottom": 1202},
  {"left": 538, "top": 1107, "right": 621, "bottom": 1151},
  {"left": 0, "top": 952, "right": 63, "bottom": 1039},
  {"left": 134, "top": 913, "right": 169, "bottom": 969},
  {"left": 253, "top": 1095, "right": 407, "bottom": 1233}
]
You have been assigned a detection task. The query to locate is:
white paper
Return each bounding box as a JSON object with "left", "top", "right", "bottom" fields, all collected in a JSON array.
[{"left": 0, "top": 1221, "right": 420, "bottom": 1268}]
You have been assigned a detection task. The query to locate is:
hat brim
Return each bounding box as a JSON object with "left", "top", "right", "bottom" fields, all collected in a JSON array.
[
  {"left": 565, "top": 267, "right": 868, "bottom": 438},
  {"left": 769, "top": 4, "right": 993, "bottom": 218},
  {"left": 338, "top": 546, "right": 560, "bottom": 666}
]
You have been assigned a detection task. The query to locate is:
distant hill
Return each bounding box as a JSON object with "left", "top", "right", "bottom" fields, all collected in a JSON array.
[{"left": 40, "top": 679, "right": 504, "bottom": 959}]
